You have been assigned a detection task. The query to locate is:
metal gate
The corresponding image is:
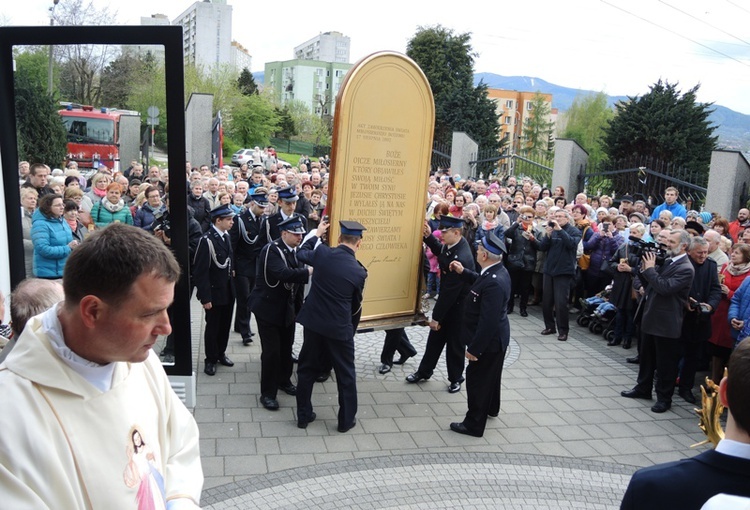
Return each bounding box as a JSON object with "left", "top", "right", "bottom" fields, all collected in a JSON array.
[{"left": 578, "top": 156, "right": 708, "bottom": 210}]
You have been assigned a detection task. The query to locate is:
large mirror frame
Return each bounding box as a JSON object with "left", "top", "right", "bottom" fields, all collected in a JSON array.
[{"left": 0, "top": 26, "right": 191, "bottom": 377}]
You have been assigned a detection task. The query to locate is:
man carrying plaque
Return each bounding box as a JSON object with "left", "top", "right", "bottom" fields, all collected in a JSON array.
[
  {"left": 295, "top": 220, "right": 368, "bottom": 432},
  {"left": 406, "top": 215, "right": 474, "bottom": 393},
  {"left": 447, "top": 231, "right": 511, "bottom": 437}
]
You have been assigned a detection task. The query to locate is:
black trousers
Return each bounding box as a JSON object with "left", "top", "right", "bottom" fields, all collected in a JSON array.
[
  {"left": 233, "top": 274, "right": 255, "bottom": 339},
  {"left": 204, "top": 302, "right": 233, "bottom": 363},
  {"left": 679, "top": 329, "right": 708, "bottom": 392},
  {"left": 416, "top": 313, "right": 465, "bottom": 384},
  {"left": 542, "top": 274, "right": 573, "bottom": 334},
  {"left": 463, "top": 346, "right": 506, "bottom": 436},
  {"left": 296, "top": 329, "right": 357, "bottom": 428},
  {"left": 256, "top": 318, "right": 295, "bottom": 398},
  {"left": 508, "top": 269, "right": 532, "bottom": 312},
  {"left": 380, "top": 328, "right": 417, "bottom": 365},
  {"left": 636, "top": 333, "right": 681, "bottom": 403}
]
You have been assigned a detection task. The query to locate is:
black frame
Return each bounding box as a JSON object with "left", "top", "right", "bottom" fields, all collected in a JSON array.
[{"left": 0, "top": 26, "right": 192, "bottom": 376}]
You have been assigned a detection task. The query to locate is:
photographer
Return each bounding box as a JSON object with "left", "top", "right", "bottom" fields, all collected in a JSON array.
[
  {"left": 607, "top": 222, "right": 647, "bottom": 348},
  {"left": 622, "top": 229, "right": 694, "bottom": 413},
  {"left": 677, "top": 237, "right": 722, "bottom": 404},
  {"left": 134, "top": 186, "right": 166, "bottom": 233}
]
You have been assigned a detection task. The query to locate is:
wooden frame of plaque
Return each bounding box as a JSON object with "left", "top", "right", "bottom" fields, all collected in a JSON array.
[{"left": 326, "top": 51, "right": 434, "bottom": 331}]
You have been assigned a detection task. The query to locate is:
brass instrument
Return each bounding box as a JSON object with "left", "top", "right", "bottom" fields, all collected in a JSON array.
[{"left": 691, "top": 374, "right": 726, "bottom": 448}]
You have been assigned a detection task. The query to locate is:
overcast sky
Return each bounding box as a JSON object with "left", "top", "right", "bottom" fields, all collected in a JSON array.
[{"left": 6, "top": 0, "right": 750, "bottom": 114}]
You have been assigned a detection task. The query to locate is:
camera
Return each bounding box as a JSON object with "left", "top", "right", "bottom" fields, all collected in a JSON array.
[
  {"left": 152, "top": 209, "right": 171, "bottom": 238},
  {"left": 628, "top": 236, "right": 667, "bottom": 265},
  {"left": 602, "top": 223, "right": 609, "bottom": 232}
]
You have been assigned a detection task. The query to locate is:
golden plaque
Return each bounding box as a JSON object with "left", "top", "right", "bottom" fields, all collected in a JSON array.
[{"left": 327, "top": 51, "right": 434, "bottom": 329}]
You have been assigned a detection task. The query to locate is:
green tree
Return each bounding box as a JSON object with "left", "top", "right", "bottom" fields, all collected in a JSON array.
[
  {"left": 406, "top": 25, "right": 500, "bottom": 153},
  {"left": 284, "top": 100, "right": 332, "bottom": 146},
  {"left": 274, "top": 106, "right": 297, "bottom": 139},
  {"left": 228, "top": 93, "right": 279, "bottom": 147},
  {"left": 522, "top": 93, "right": 554, "bottom": 155},
  {"left": 237, "top": 67, "right": 258, "bottom": 96},
  {"left": 602, "top": 80, "right": 717, "bottom": 171},
  {"left": 100, "top": 53, "right": 147, "bottom": 108},
  {"left": 14, "top": 72, "right": 67, "bottom": 166},
  {"left": 562, "top": 91, "right": 613, "bottom": 169}
]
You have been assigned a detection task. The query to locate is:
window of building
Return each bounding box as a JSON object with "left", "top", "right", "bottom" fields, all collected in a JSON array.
[
  {"left": 506, "top": 100, "right": 513, "bottom": 108},
  {"left": 527, "top": 101, "right": 533, "bottom": 110},
  {"left": 505, "top": 116, "right": 512, "bottom": 124}
]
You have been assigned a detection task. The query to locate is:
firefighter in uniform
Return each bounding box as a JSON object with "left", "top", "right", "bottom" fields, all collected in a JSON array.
[
  {"left": 261, "top": 186, "right": 308, "bottom": 245},
  {"left": 230, "top": 191, "right": 268, "bottom": 346},
  {"left": 193, "top": 204, "right": 236, "bottom": 376},
  {"left": 249, "top": 216, "right": 311, "bottom": 410},
  {"left": 295, "top": 220, "right": 368, "bottom": 432}
]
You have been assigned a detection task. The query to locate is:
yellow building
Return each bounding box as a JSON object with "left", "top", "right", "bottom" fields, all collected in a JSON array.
[{"left": 487, "top": 88, "right": 557, "bottom": 155}]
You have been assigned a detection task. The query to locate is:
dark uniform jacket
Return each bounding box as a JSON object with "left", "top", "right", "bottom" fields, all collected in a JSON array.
[
  {"left": 193, "top": 227, "right": 235, "bottom": 306},
  {"left": 424, "top": 235, "right": 474, "bottom": 324},
  {"left": 638, "top": 254, "right": 694, "bottom": 338},
  {"left": 261, "top": 211, "right": 308, "bottom": 246},
  {"left": 249, "top": 238, "right": 310, "bottom": 326},
  {"left": 229, "top": 209, "right": 265, "bottom": 278},
  {"left": 296, "top": 240, "right": 367, "bottom": 340},
  {"left": 621, "top": 449, "right": 750, "bottom": 510},
  {"left": 459, "top": 262, "right": 511, "bottom": 356}
]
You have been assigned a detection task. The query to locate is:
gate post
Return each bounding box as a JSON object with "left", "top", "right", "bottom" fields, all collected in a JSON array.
[
  {"left": 705, "top": 150, "right": 750, "bottom": 219},
  {"left": 185, "top": 93, "right": 214, "bottom": 169},
  {"left": 552, "top": 139, "right": 588, "bottom": 200},
  {"left": 451, "top": 132, "right": 478, "bottom": 179}
]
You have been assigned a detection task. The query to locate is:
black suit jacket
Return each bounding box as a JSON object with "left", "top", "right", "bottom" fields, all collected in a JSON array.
[
  {"left": 249, "top": 238, "right": 310, "bottom": 326},
  {"left": 229, "top": 209, "right": 265, "bottom": 277},
  {"left": 193, "top": 228, "right": 235, "bottom": 306},
  {"left": 621, "top": 449, "right": 750, "bottom": 510},
  {"left": 424, "top": 235, "right": 474, "bottom": 324},
  {"left": 459, "top": 262, "right": 511, "bottom": 356},
  {"left": 639, "top": 254, "right": 694, "bottom": 338},
  {"left": 296, "top": 239, "right": 367, "bottom": 340},
  {"left": 682, "top": 257, "right": 722, "bottom": 340}
]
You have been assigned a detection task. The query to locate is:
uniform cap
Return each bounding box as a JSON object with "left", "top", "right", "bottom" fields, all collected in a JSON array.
[
  {"left": 279, "top": 216, "right": 306, "bottom": 234},
  {"left": 481, "top": 230, "right": 506, "bottom": 255},
  {"left": 439, "top": 215, "right": 465, "bottom": 230},
  {"left": 339, "top": 220, "right": 366, "bottom": 237},
  {"left": 210, "top": 204, "right": 235, "bottom": 219}
]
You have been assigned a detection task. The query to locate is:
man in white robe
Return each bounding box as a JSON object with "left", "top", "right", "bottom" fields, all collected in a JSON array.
[{"left": 0, "top": 223, "right": 203, "bottom": 509}]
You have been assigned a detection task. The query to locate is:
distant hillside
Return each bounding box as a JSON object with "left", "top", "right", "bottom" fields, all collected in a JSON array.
[{"left": 474, "top": 73, "right": 750, "bottom": 153}]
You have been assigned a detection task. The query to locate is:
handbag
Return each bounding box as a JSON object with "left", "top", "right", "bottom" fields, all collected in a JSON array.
[{"left": 577, "top": 226, "right": 591, "bottom": 270}]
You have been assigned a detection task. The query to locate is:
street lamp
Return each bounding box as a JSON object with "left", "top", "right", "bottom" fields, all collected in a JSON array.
[{"left": 47, "top": 0, "right": 60, "bottom": 95}]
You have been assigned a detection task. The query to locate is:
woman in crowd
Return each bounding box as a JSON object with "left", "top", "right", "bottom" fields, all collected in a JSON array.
[
  {"left": 599, "top": 195, "right": 613, "bottom": 209},
  {"left": 583, "top": 215, "right": 623, "bottom": 297},
  {"left": 428, "top": 202, "right": 449, "bottom": 233},
  {"left": 31, "top": 193, "right": 76, "bottom": 279},
  {"left": 475, "top": 204, "right": 503, "bottom": 246},
  {"left": 449, "top": 192, "right": 465, "bottom": 217},
  {"left": 572, "top": 204, "right": 595, "bottom": 302},
  {"left": 83, "top": 172, "right": 112, "bottom": 213},
  {"left": 133, "top": 186, "right": 165, "bottom": 233},
  {"left": 710, "top": 244, "right": 750, "bottom": 384},
  {"left": 644, "top": 219, "right": 666, "bottom": 243},
  {"left": 607, "top": 222, "right": 646, "bottom": 348},
  {"left": 614, "top": 214, "right": 630, "bottom": 239},
  {"left": 504, "top": 206, "right": 538, "bottom": 317},
  {"left": 91, "top": 182, "right": 133, "bottom": 228},
  {"left": 712, "top": 217, "right": 733, "bottom": 242},
  {"left": 63, "top": 200, "right": 87, "bottom": 243},
  {"left": 20, "top": 187, "right": 38, "bottom": 277},
  {"left": 64, "top": 187, "right": 92, "bottom": 228},
  {"left": 553, "top": 185, "right": 566, "bottom": 198}
]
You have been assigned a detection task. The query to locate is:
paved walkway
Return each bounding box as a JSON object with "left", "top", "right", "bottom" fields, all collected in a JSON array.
[{"left": 187, "top": 299, "right": 711, "bottom": 509}]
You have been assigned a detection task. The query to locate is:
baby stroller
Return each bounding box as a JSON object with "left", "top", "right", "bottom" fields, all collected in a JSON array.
[{"left": 576, "top": 288, "right": 616, "bottom": 335}]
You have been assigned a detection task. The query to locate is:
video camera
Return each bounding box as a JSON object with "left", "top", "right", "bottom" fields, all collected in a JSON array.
[
  {"left": 152, "top": 209, "right": 171, "bottom": 238},
  {"left": 628, "top": 236, "right": 667, "bottom": 265}
]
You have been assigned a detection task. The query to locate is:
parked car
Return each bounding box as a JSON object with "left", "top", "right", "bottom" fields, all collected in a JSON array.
[{"left": 231, "top": 149, "right": 254, "bottom": 166}]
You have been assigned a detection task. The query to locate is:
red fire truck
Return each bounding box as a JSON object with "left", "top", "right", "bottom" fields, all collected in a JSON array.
[{"left": 58, "top": 103, "right": 141, "bottom": 173}]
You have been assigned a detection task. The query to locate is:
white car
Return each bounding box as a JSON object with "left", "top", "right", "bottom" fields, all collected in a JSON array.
[{"left": 231, "top": 149, "right": 255, "bottom": 166}]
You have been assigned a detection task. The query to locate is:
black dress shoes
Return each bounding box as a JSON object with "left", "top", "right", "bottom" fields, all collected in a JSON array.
[
  {"left": 298, "top": 412, "right": 316, "bottom": 429},
  {"left": 621, "top": 388, "right": 652, "bottom": 400},
  {"left": 557, "top": 333, "right": 568, "bottom": 341},
  {"left": 520, "top": 309, "right": 528, "bottom": 317},
  {"left": 260, "top": 396, "right": 279, "bottom": 411},
  {"left": 651, "top": 401, "right": 671, "bottom": 413},
  {"left": 406, "top": 372, "right": 429, "bottom": 383},
  {"left": 337, "top": 418, "right": 357, "bottom": 433},
  {"left": 218, "top": 356, "right": 234, "bottom": 367},
  {"left": 204, "top": 362, "right": 216, "bottom": 376},
  {"left": 378, "top": 363, "right": 392, "bottom": 374},
  {"left": 393, "top": 352, "right": 416, "bottom": 365},
  {"left": 242, "top": 337, "right": 253, "bottom": 346},
  {"left": 279, "top": 383, "right": 297, "bottom": 396},
  {"left": 448, "top": 381, "right": 461, "bottom": 393},
  {"left": 315, "top": 371, "right": 331, "bottom": 383},
  {"left": 679, "top": 389, "right": 697, "bottom": 404},
  {"left": 541, "top": 328, "right": 556, "bottom": 335},
  {"left": 607, "top": 338, "right": 622, "bottom": 346},
  {"left": 622, "top": 338, "right": 632, "bottom": 349},
  {"left": 449, "top": 422, "right": 483, "bottom": 437},
  {"left": 626, "top": 355, "right": 640, "bottom": 364}
]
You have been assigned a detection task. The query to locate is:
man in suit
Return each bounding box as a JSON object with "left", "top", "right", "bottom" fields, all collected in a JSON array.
[
  {"left": 261, "top": 186, "right": 308, "bottom": 245},
  {"left": 621, "top": 229, "right": 695, "bottom": 412},
  {"left": 378, "top": 328, "right": 418, "bottom": 374},
  {"left": 406, "top": 215, "right": 478, "bottom": 393},
  {"left": 447, "top": 231, "right": 511, "bottom": 437},
  {"left": 535, "top": 209, "right": 582, "bottom": 342},
  {"left": 193, "top": 204, "right": 236, "bottom": 376},
  {"left": 295, "top": 220, "right": 368, "bottom": 432},
  {"left": 230, "top": 191, "right": 267, "bottom": 346},
  {"left": 621, "top": 338, "right": 750, "bottom": 509},
  {"left": 249, "top": 216, "right": 311, "bottom": 410}
]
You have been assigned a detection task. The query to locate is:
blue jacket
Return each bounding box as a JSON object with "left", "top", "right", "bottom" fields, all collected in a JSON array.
[
  {"left": 728, "top": 276, "right": 750, "bottom": 341},
  {"left": 30, "top": 208, "right": 73, "bottom": 278},
  {"left": 133, "top": 203, "right": 166, "bottom": 233},
  {"left": 650, "top": 201, "right": 687, "bottom": 221}
]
